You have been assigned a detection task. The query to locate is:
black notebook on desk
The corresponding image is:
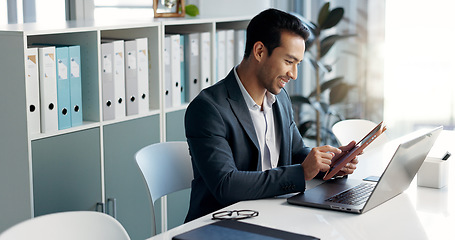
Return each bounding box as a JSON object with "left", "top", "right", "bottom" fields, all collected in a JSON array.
[{"left": 172, "top": 220, "right": 319, "bottom": 240}]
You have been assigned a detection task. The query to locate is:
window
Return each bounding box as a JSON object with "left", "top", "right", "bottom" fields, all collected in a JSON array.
[
  {"left": 94, "top": 0, "right": 154, "bottom": 22},
  {"left": 282, "top": 0, "right": 454, "bottom": 140},
  {"left": 35, "top": 0, "right": 65, "bottom": 23},
  {"left": 384, "top": 0, "right": 455, "bottom": 137},
  {"left": 1, "top": 0, "right": 65, "bottom": 24},
  {"left": 0, "top": 0, "right": 7, "bottom": 25}
]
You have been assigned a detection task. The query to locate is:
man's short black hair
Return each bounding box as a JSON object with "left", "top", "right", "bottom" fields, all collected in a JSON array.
[{"left": 244, "top": 8, "right": 310, "bottom": 59}]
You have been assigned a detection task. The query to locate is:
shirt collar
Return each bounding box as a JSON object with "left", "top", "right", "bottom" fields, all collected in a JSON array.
[{"left": 234, "top": 66, "right": 276, "bottom": 111}]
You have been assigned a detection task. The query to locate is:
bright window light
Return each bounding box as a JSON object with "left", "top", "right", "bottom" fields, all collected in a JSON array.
[
  {"left": 384, "top": 0, "right": 455, "bottom": 137},
  {"left": 0, "top": 0, "right": 7, "bottom": 25},
  {"left": 94, "top": 0, "right": 154, "bottom": 22},
  {"left": 35, "top": 0, "right": 65, "bottom": 23}
]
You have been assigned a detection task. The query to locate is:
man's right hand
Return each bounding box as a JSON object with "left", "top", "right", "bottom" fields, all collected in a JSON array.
[{"left": 301, "top": 145, "right": 342, "bottom": 181}]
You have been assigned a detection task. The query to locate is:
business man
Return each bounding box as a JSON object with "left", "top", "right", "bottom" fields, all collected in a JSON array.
[{"left": 184, "top": 8, "right": 358, "bottom": 222}]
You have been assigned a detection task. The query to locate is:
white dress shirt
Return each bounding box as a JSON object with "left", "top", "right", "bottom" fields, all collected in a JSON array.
[{"left": 234, "top": 67, "right": 281, "bottom": 171}]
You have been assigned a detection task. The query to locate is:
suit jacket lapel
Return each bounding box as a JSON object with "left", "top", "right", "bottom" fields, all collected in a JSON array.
[
  {"left": 224, "top": 70, "right": 294, "bottom": 169},
  {"left": 274, "top": 94, "right": 290, "bottom": 166},
  {"left": 224, "top": 70, "right": 260, "bottom": 154}
]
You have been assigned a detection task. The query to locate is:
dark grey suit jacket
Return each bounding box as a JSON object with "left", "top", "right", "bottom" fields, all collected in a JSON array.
[{"left": 184, "top": 69, "right": 311, "bottom": 222}]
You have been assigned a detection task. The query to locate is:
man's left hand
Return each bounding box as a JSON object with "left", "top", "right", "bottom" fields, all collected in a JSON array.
[{"left": 336, "top": 141, "right": 361, "bottom": 176}]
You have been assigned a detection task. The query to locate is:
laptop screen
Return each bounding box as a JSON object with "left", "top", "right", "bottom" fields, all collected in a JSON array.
[{"left": 363, "top": 127, "right": 442, "bottom": 212}]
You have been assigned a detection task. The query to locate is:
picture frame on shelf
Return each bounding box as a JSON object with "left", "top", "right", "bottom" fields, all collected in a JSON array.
[{"left": 153, "top": 0, "right": 185, "bottom": 18}]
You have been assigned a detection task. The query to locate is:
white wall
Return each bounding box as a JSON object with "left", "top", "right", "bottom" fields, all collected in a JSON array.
[{"left": 187, "top": 0, "right": 273, "bottom": 18}]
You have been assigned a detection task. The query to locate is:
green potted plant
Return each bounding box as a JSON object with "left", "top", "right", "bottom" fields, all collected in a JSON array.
[
  {"left": 185, "top": 4, "right": 199, "bottom": 17},
  {"left": 291, "top": 2, "right": 356, "bottom": 146}
]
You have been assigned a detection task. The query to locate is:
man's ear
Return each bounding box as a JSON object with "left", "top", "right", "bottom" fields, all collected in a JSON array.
[{"left": 253, "top": 41, "right": 266, "bottom": 62}]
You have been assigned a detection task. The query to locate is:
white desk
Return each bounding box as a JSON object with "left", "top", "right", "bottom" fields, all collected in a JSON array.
[{"left": 148, "top": 130, "right": 455, "bottom": 240}]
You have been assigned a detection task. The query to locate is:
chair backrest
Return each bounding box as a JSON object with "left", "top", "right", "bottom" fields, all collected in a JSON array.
[
  {"left": 332, "top": 119, "right": 388, "bottom": 149},
  {"left": 0, "top": 211, "right": 130, "bottom": 240},
  {"left": 135, "top": 141, "right": 193, "bottom": 234},
  {"left": 135, "top": 141, "right": 193, "bottom": 206}
]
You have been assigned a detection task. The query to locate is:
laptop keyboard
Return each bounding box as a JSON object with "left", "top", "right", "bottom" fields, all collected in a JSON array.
[{"left": 326, "top": 183, "right": 375, "bottom": 206}]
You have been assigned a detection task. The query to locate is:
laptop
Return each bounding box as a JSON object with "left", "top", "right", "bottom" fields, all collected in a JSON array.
[{"left": 287, "top": 126, "right": 443, "bottom": 214}]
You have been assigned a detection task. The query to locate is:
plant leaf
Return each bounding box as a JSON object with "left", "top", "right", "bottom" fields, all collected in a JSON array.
[
  {"left": 312, "top": 101, "right": 329, "bottom": 114},
  {"left": 319, "top": 102, "right": 330, "bottom": 114},
  {"left": 185, "top": 4, "right": 199, "bottom": 17},
  {"left": 317, "top": 2, "right": 330, "bottom": 28},
  {"left": 321, "top": 7, "right": 344, "bottom": 30},
  {"left": 298, "top": 121, "right": 316, "bottom": 139},
  {"left": 324, "top": 64, "right": 332, "bottom": 72},
  {"left": 308, "top": 77, "right": 344, "bottom": 98},
  {"left": 320, "top": 34, "right": 356, "bottom": 58},
  {"left": 329, "top": 82, "right": 355, "bottom": 104},
  {"left": 290, "top": 95, "right": 312, "bottom": 105},
  {"left": 304, "top": 55, "right": 331, "bottom": 73},
  {"left": 305, "top": 39, "right": 315, "bottom": 51},
  {"left": 306, "top": 57, "right": 318, "bottom": 70}
]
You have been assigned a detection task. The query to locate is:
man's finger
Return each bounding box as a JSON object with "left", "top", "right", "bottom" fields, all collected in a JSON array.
[
  {"left": 339, "top": 141, "right": 356, "bottom": 151},
  {"left": 316, "top": 145, "right": 342, "bottom": 154}
]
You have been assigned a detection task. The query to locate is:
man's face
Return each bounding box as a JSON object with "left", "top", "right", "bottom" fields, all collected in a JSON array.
[{"left": 257, "top": 31, "right": 305, "bottom": 95}]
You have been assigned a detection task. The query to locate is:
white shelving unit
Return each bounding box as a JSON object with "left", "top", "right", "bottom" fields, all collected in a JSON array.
[{"left": 0, "top": 16, "right": 251, "bottom": 239}]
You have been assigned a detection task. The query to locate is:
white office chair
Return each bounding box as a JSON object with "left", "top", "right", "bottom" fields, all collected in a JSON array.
[
  {"left": 135, "top": 141, "right": 193, "bottom": 235},
  {"left": 0, "top": 211, "right": 130, "bottom": 240},
  {"left": 332, "top": 119, "right": 388, "bottom": 149}
]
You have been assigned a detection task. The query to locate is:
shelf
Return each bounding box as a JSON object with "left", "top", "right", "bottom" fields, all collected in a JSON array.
[
  {"left": 0, "top": 16, "right": 251, "bottom": 239},
  {"left": 29, "top": 121, "right": 100, "bottom": 141}
]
